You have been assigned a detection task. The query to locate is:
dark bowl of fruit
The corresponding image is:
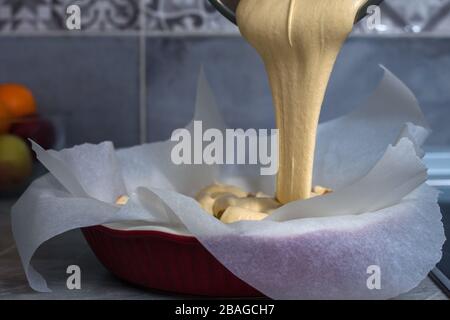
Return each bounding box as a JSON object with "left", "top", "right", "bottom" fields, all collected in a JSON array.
[{"left": 0, "top": 83, "right": 64, "bottom": 197}]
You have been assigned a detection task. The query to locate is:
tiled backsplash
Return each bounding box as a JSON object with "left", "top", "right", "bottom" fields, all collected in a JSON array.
[
  {"left": 2, "top": 0, "right": 450, "bottom": 34},
  {"left": 0, "top": 36, "right": 141, "bottom": 148},
  {"left": 0, "top": 0, "right": 223, "bottom": 34},
  {"left": 0, "top": 0, "right": 142, "bottom": 32},
  {"left": 0, "top": 1, "right": 450, "bottom": 149},
  {"left": 145, "top": 36, "right": 450, "bottom": 146}
]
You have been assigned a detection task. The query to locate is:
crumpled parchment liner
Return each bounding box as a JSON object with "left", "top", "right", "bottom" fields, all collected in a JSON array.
[{"left": 11, "top": 67, "right": 445, "bottom": 299}]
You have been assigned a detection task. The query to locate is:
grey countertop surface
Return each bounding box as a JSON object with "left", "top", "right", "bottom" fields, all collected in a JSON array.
[{"left": 0, "top": 198, "right": 447, "bottom": 300}]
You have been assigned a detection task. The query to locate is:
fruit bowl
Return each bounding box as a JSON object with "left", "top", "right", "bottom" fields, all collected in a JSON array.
[
  {"left": 82, "top": 225, "right": 263, "bottom": 297},
  {"left": 0, "top": 115, "right": 65, "bottom": 197}
]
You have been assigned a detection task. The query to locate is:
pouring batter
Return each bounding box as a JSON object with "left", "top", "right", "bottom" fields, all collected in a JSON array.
[
  {"left": 196, "top": 0, "right": 367, "bottom": 222},
  {"left": 238, "top": 0, "right": 366, "bottom": 203}
]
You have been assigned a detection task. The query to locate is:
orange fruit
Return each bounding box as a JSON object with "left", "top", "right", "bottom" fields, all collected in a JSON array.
[
  {"left": 0, "top": 84, "right": 37, "bottom": 117},
  {"left": 0, "top": 102, "right": 12, "bottom": 133}
]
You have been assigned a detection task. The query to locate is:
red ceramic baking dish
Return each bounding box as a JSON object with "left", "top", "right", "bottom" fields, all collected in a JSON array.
[{"left": 82, "top": 225, "right": 263, "bottom": 297}]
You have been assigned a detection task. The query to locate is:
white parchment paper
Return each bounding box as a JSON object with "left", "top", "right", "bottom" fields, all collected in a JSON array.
[{"left": 11, "top": 67, "right": 445, "bottom": 299}]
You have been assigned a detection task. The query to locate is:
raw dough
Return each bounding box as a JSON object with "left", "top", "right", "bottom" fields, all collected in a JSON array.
[{"left": 195, "top": 183, "right": 330, "bottom": 223}]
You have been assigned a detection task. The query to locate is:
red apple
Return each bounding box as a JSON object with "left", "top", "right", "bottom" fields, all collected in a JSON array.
[{"left": 10, "top": 116, "right": 56, "bottom": 150}]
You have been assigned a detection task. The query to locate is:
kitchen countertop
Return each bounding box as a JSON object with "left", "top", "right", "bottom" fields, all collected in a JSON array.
[{"left": 0, "top": 199, "right": 447, "bottom": 300}]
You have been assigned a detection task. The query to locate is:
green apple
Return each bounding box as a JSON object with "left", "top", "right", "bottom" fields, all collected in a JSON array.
[{"left": 0, "top": 134, "right": 33, "bottom": 191}]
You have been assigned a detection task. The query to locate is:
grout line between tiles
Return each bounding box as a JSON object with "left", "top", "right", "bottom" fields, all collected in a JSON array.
[
  {"left": 2, "top": 31, "right": 450, "bottom": 38},
  {"left": 139, "top": 0, "right": 148, "bottom": 144}
]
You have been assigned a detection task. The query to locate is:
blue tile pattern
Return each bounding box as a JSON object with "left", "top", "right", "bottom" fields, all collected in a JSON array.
[
  {"left": 0, "top": 0, "right": 450, "bottom": 35},
  {"left": 0, "top": 0, "right": 141, "bottom": 32}
]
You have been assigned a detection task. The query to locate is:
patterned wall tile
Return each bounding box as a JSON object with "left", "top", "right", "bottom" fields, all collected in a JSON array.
[
  {"left": 0, "top": 0, "right": 57, "bottom": 31},
  {"left": 389, "top": 0, "right": 450, "bottom": 33},
  {"left": 65, "top": 0, "right": 141, "bottom": 31},
  {"left": 0, "top": 0, "right": 141, "bottom": 33},
  {"left": 354, "top": 0, "right": 450, "bottom": 34},
  {"left": 144, "top": 0, "right": 237, "bottom": 33},
  {"left": 1, "top": 0, "right": 450, "bottom": 35},
  {"left": 143, "top": 0, "right": 450, "bottom": 36},
  {"left": 147, "top": 0, "right": 450, "bottom": 36}
]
